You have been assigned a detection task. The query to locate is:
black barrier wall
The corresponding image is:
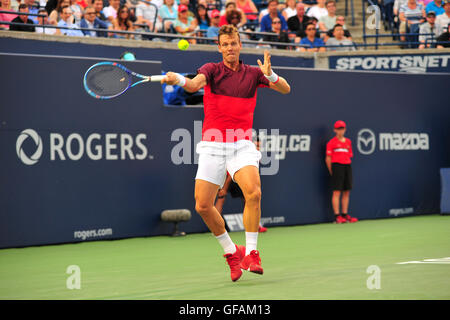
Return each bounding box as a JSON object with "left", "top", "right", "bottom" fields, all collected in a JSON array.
[{"left": 1, "top": 53, "right": 449, "bottom": 248}]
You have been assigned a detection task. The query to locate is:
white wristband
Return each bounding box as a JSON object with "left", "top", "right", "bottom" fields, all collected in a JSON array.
[
  {"left": 175, "top": 73, "right": 186, "bottom": 87},
  {"left": 264, "top": 70, "right": 279, "bottom": 83}
]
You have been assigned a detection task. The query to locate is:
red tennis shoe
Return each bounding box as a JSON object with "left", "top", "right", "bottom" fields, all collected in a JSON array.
[
  {"left": 335, "top": 215, "right": 347, "bottom": 224},
  {"left": 258, "top": 225, "right": 267, "bottom": 233},
  {"left": 224, "top": 245, "right": 246, "bottom": 282},
  {"left": 343, "top": 214, "right": 358, "bottom": 223},
  {"left": 240, "top": 250, "right": 264, "bottom": 275}
]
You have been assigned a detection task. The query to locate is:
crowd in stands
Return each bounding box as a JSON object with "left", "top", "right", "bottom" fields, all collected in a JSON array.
[
  {"left": 379, "top": 0, "right": 450, "bottom": 48},
  {"left": 1, "top": 0, "right": 449, "bottom": 49}
]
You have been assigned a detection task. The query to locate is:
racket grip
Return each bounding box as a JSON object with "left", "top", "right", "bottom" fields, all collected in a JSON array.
[{"left": 150, "top": 75, "right": 165, "bottom": 82}]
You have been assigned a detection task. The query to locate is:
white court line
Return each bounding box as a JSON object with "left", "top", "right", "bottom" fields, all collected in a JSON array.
[{"left": 396, "top": 257, "right": 450, "bottom": 265}]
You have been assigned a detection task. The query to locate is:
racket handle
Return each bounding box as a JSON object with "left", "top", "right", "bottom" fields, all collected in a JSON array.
[{"left": 150, "top": 75, "right": 165, "bottom": 82}]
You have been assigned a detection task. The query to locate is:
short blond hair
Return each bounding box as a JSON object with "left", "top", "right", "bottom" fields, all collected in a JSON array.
[{"left": 218, "top": 24, "right": 240, "bottom": 44}]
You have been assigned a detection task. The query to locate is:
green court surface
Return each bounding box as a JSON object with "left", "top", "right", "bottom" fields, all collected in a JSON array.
[{"left": 1, "top": 215, "right": 449, "bottom": 300}]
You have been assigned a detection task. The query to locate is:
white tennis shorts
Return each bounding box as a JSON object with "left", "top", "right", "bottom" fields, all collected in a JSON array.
[{"left": 195, "top": 140, "right": 261, "bottom": 188}]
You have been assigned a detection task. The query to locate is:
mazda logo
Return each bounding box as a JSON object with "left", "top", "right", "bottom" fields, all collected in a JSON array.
[{"left": 357, "top": 129, "right": 376, "bottom": 155}]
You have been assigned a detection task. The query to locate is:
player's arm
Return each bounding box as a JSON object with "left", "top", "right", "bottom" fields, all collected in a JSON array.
[
  {"left": 161, "top": 72, "right": 207, "bottom": 93},
  {"left": 258, "top": 50, "right": 291, "bottom": 94}
]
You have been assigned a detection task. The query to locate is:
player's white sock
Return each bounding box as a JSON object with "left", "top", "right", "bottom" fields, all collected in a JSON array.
[
  {"left": 215, "top": 232, "right": 236, "bottom": 255},
  {"left": 245, "top": 232, "right": 258, "bottom": 255}
]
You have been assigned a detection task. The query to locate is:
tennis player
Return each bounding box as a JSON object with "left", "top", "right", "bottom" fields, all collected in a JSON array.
[{"left": 162, "top": 25, "right": 290, "bottom": 282}]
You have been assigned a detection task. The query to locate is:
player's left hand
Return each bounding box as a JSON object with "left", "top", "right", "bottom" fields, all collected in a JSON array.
[{"left": 257, "top": 50, "right": 272, "bottom": 76}]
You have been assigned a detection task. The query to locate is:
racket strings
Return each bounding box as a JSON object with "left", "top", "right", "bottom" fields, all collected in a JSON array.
[{"left": 85, "top": 64, "right": 130, "bottom": 97}]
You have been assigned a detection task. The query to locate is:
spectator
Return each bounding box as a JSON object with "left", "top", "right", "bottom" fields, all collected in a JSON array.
[
  {"left": 426, "top": 0, "right": 445, "bottom": 14},
  {"left": 173, "top": 4, "right": 197, "bottom": 43},
  {"left": 306, "top": 0, "right": 328, "bottom": 21},
  {"left": 282, "top": 0, "right": 297, "bottom": 21},
  {"left": 36, "top": 7, "right": 61, "bottom": 34},
  {"left": 383, "top": 0, "right": 395, "bottom": 29},
  {"left": 436, "top": 0, "right": 450, "bottom": 33},
  {"left": 399, "top": 0, "right": 426, "bottom": 42},
  {"left": 109, "top": 4, "right": 135, "bottom": 38},
  {"left": 195, "top": 4, "right": 210, "bottom": 31},
  {"left": 135, "top": 0, "right": 161, "bottom": 32},
  {"left": 206, "top": 9, "right": 220, "bottom": 38},
  {"left": 159, "top": 0, "right": 178, "bottom": 32},
  {"left": 104, "top": 0, "right": 121, "bottom": 23},
  {"left": 49, "top": 0, "right": 73, "bottom": 25},
  {"left": 419, "top": 11, "right": 440, "bottom": 47},
  {"left": 69, "top": 0, "right": 83, "bottom": 24},
  {"left": 298, "top": 21, "right": 325, "bottom": 51},
  {"left": 76, "top": 0, "right": 89, "bottom": 10},
  {"left": 80, "top": 5, "right": 108, "bottom": 37},
  {"left": 92, "top": 0, "right": 108, "bottom": 24},
  {"left": 394, "top": 0, "right": 408, "bottom": 19},
  {"left": 326, "top": 15, "right": 352, "bottom": 40},
  {"left": 326, "top": 24, "right": 355, "bottom": 51},
  {"left": 262, "top": 16, "right": 291, "bottom": 49},
  {"left": 24, "top": 0, "right": 39, "bottom": 24},
  {"left": 288, "top": 2, "right": 311, "bottom": 41},
  {"left": 220, "top": 0, "right": 247, "bottom": 27},
  {"left": 325, "top": 120, "right": 358, "bottom": 224},
  {"left": 436, "top": 22, "right": 450, "bottom": 47},
  {"left": 318, "top": 0, "right": 337, "bottom": 38},
  {"left": 205, "top": 0, "right": 218, "bottom": 11},
  {"left": 0, "top": 0, "right": 17, "bottom": 30},
  {"left": 260, "top": 0, "right": 288, "bottom": 32},
  {"left": 45, "top": 0, "right": 58, "bottom": 15},
  {"left": 10, "top": 4, "right": 36, "bottom": 32},
  {"left": 10, "top": 0, "right": 18, "bottom": 11},
  {"left": 178, "top": 0, "right": 195, "bottom": 18},
  {"left": 236, "top": 0, "right": 258, "bottom": 21},
  {"left": 58, "top": 5, "right": 84, "bottom": 36}
]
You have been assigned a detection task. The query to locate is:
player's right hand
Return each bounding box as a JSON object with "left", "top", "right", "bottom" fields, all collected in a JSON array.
[{"left": 161, "top": 72, "right": 179, "bottom": 85}]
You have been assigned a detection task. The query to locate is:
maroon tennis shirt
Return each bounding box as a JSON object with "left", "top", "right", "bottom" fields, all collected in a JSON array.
[{"left": 197, "top": 60, "right": 270, "bottom": 143}]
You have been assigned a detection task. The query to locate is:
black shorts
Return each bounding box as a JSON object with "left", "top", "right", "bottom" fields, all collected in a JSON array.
[{"left": 331, "top": 163, "right": 352, "bottom": 191}]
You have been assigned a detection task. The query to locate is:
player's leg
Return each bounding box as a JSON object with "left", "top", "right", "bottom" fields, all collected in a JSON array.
[
  {"left": 233, "top": 165, "right": 264, "bottom": 274},
  {"left": 214, "top": 192, "right": 226, "bottom": 215},
  {"left": 194, "top": 179, "right": 226, "bottom": 237},
  {"left": 194, "top": 153, "right": 246, "bottom": 281},
  {"left": 234, "top": 165, "right": 261, "bottom": 233}
]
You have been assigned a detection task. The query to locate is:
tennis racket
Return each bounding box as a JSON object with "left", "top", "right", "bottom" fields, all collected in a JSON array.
[{"left": 83, "top": 62, "right": 165, "bottom": 99}]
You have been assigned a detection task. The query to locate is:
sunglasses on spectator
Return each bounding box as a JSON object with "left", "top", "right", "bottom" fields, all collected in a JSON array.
[
  {"left": 306, "top": 27, "right": 315, "bottom": 30},
  {"left": 231, "top": 16, "right": 239, "bottom": 19},
  {"left": 272, "top": 20, "right": 281, "bottom": 24},
  {"left": 86, "top": 12, "right": 96, "bottom": 15}
]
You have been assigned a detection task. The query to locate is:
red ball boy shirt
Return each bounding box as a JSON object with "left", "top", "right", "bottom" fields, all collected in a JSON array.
[{"left": 326, "top": 137, "right": 353, "bottom": 164}]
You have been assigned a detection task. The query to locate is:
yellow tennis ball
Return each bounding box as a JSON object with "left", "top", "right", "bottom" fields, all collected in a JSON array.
[{"left": 178, "top": 39, "right": 189, "bottom": 51}]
